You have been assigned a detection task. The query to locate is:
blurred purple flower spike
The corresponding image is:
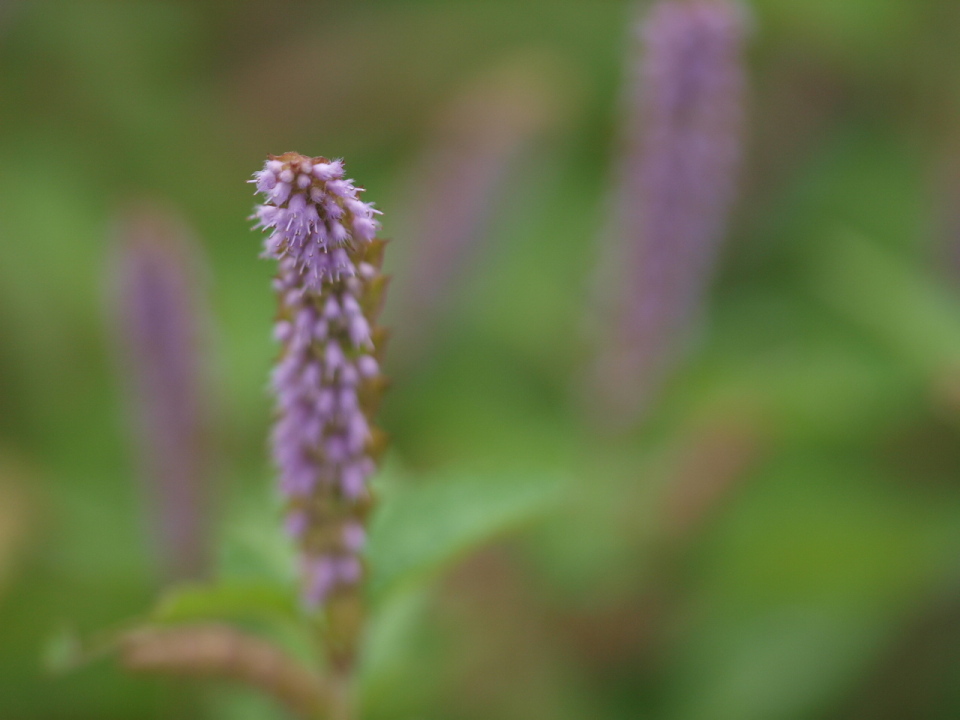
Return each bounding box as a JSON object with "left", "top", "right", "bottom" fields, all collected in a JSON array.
[
  {"left": 113, "top": 203, "right": 214, "bottom": 581},
  {"left": 392, "top": 58, "right": 561, "bottom": 361},
  {"left": 253, "top": 152, "right": 388, "bottom": 610},
  {"left": 593, "top": 0, "right": 747, "bottom": 423}
]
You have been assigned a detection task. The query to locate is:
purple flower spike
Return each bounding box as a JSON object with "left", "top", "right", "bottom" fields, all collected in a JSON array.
[
  {"left": 593, "top": 0, "right": 747, "bottom": 423},
  {"left": 112, "top": 202, "right": 214, "bottom": 582},
  {"left": 253, "top": 153, "right": 388, "bottom": 610},
  {"left": 391, "top": 59, "right": 558, "bottom": 361}
]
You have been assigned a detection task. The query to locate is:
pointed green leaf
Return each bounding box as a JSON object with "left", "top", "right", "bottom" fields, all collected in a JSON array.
[
  {"left": 367, "top": 470, "right": 567, "bottom": 603},
  {"left": 815, "top": 233, "right": 960, "bottom": 374},
  {"left": 151, "top": 581, "right": 299, "bottom": 626}
]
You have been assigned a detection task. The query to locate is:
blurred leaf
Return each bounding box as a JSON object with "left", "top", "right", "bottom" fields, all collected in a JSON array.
[
  {"left": 218, "top": 491, "right": 298, "bottom": 585},
  {"left": 151, "top": 581, "right": 299, "bottom": 627},
  {"left": 674, "top": 608, "right": 889, "bottom": 720},
  {"left": 671, "top": 455, "right": 960, "bottom": 720},
  {"left": 206, "top": 687, "right": 291, "bottom": 720},
  {"left": 40, "top": 621, "right": 142, "bottom": 677},
  {"left": 367, "top": 470, "right": 567, "bottom": 603},
  {"left": 815, "top": 233, "right": 960, "bottom": 375},
  {"left": 41, "top": 626, "right": 84, "bottom": 675},
  {"left": 360, "top": 586, "right": 434, "bottom": 717}
]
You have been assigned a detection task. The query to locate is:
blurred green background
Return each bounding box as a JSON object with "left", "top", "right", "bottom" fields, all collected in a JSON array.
[{"left": 3, "top": 0, "right": 960, "bottom": 718}]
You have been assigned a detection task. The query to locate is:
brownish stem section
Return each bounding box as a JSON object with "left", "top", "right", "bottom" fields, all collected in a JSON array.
[
  {"left": 326, "top": 668, "right": 355, "bottom": 720},
  {"left": 120, "top": 624, "right": 331, "bottom": 720},
  {"left": 318, "top": 590, "right": 365, "bottom": 720}
]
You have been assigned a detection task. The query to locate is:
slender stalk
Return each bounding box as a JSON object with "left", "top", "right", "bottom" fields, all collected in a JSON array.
[{"left": 327, "top": 667, "right": 355, "bottom": 720}]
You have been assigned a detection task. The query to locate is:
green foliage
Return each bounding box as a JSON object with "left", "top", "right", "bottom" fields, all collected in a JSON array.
[
  {"left": 150, "top": 582, "right": 300, "bottom": 627},
  {"left": 816, "top": 233, "right": 960, "bottom": 375},
  {"left": 670, "top": 456, "right": 960, "bottom": 720},
  {"left": 367, "top": 470, "right": 568, "bottom": 603}
]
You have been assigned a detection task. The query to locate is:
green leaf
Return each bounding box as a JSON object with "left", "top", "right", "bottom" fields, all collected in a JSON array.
[
  {"left": 218, "top": 493, "right": 297, "bottom": 584},
  {"left": 151, "top": 581, "right": 299, "bottom": 626},
  {"left": 41, "top": 625, "right": 84, "bottom": 675},
  {"left": 360, "top": 586, "right": 433, "bottom": 714},
  {"left": 366, "top": 470, "right": 567, "bottom": 603},
  {"left": 674, "top": 608, "right": 891, "bottom": 720},
  {"left": 670, "top": 455, "right": 960, "bottom": 720},
  {"left": 40, "top": 621, "right": 141, "bottom": 675},
  {"left": 814, "top": 233, "right": 960, "bottom": 374}
]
